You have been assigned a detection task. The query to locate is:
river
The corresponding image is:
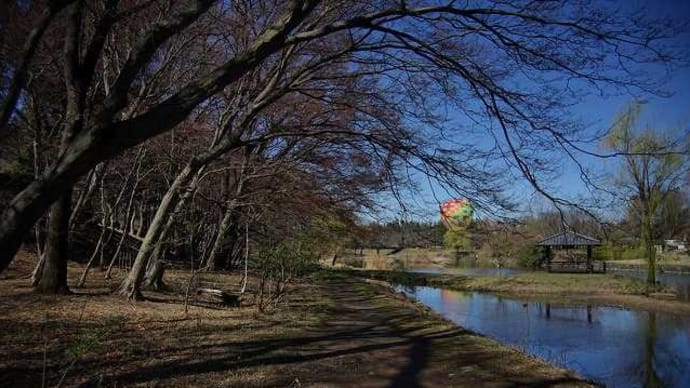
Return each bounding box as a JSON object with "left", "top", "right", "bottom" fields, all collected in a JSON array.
[
  {"left": 398, "top": 286, "right": 690, "bottom": 387},
  {"left": 409, "top": 266, "right": 690, "bottom": 302}
]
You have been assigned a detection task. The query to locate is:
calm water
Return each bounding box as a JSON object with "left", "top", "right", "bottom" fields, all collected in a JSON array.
[
  {"left": 408, "top": 266, "right": 522, "bottom": 277},
  {"left": 409, "top": 266, "right": 690, "bottom": 302},
  {"left": 398, "top": 286, "right": 690, "bottom": 387}
]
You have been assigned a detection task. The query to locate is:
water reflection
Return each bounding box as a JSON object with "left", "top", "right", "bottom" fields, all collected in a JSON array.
[
  {"left": 399, "top": 286, "right": 690, "bottom": 387},
  {"left": 408, "top": 266, "right": 521, "bottom": 277},
  {"left": 644, "top": 313, "right": 660, "bottom": 388}
]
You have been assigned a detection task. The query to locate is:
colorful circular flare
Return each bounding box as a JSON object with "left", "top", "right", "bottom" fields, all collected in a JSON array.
[{"left": 440, "top": 199, "right": 473, "bottom": 229}]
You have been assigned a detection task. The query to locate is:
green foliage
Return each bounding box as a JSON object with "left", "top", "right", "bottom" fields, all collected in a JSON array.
[
  {"left": 593, "top": 245, "right": 613, "bottom": 261},
  {"left": 594, "top": 244, "right": 645, "bottom": 261},
  {"left": 604, "top": 102, "right": 689, "bottom": 285},
  {"left": 296, "top": 216, "right": 350, "bottom": 257},
  {"left": 517, "top": 245, "right": 541, "bottom": 268},
  {"left": 443, "top": 229, "right": 471, "bottom": 251},
  {"left": 254, "top": 243, "right": 319, "bottom": 279}
]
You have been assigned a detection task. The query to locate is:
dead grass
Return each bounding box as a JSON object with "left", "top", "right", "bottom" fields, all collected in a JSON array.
[
  {"left": 461, "top": 272, "right": 650, "bottom": 294},
  {"left": 337, "top": 248, "right": 454, "bottom": 270},
  {"left": 0, "top": 250, "right": 591, "bottom": 387}
]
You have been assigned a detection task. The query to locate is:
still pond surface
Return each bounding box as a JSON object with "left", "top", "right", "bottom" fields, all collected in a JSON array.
[
  {"left": 409, "top": 266, "right": 690, "bottom": 302},
  {"left": 398, "top": 286, "right": 690, "bottom": 387}
]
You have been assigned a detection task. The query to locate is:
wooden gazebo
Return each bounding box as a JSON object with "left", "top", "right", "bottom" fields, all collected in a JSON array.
[{"left": 537, "top": 231, "right": 605, "bottom": 273}]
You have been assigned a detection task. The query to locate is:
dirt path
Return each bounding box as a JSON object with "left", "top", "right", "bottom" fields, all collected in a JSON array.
[
  {"left": 0, "top": 255, "right": 591, "bottom": 387},
  {"left": 261, "top": 273, "right": 591, "bottom": 387}
]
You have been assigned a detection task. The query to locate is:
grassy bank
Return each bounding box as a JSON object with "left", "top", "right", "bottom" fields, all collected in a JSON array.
[
  {"left": 608, "top": 257, "right": 690, "bottom": 273},
  {"left": 339, "top": 247, "right": 521, "bottom": 270},
  {"left": 0, "top": 251, "right": 590, "bottom": 387},
  {"left": 343, "top": 268, "right": 690, "bottom": 316}
]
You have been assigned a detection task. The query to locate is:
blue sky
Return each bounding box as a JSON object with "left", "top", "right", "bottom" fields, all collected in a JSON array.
[
  {"left": 373, "top": 0, "right": 690, "bottom": 223},
  {"left": 517, "top": 0, "right": 690, "bottom": 213},
  {"left": 541, "top": 0, "right": 690, "bottom": 205}
]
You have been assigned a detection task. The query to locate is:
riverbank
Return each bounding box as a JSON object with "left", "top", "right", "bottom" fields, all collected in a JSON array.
[
  {"left": 607, "top": 258, "right": 690, "bottom": 274},
  {"left": 343, "top": 269, "right": 690, "bottom": 316},
  {"left": 0, "top": 251, "right": 591, "bottom": 387},
  {"left": 339, "top": 248, "right": 521, "bottom": 270}
]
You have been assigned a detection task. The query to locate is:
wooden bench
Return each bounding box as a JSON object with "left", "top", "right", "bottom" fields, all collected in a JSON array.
[
  {"left": 546, "top": 261, "right": 607, "bottom": 273},
  {"left": 195, "top": 288, "right": 241, "bottom": 307}
]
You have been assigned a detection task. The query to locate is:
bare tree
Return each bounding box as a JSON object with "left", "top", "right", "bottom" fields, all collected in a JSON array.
[
  {"left": 604, "top": 102, "right": 689, "bottom": 287},
  {"left": 0, "top": 0, "right": 684, "bottom": 277}
]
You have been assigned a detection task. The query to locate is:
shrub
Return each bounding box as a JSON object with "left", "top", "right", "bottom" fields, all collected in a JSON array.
[
  {"left": 594, "top": 244, "right": 645, "bottom": 261},
  {"left": 517, "top": 245, "right": 541, "bottom": 268},
  {"left": 253, "top": 244, "right": 320, "bottom": 310}
]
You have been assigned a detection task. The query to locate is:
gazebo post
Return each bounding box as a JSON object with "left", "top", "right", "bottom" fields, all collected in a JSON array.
[
  {"left": 587, "top": 246, "right": 592, "bottom": 268},
  {"left": 545, "top": 246, "right": 551, "bottom": 271}
]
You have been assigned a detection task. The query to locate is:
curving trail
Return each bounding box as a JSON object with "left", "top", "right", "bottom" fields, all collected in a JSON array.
[{"left": 0, "top": 252, "right": 592, "bottom": 387}]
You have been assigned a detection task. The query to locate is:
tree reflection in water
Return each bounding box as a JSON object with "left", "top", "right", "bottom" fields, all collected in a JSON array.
[
  {"left": 644, "top": 312, "right": 661, "bottom": 388},
  {"left": 397, "top": 286, "right": 690, "bottom": 386}
]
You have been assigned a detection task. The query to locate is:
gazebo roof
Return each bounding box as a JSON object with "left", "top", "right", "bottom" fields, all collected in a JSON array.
[{"left": 537, "top": 231, "right": 601, "bottom": 247}]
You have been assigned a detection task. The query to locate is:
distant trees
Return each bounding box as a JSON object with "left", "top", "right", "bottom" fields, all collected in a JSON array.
[
  {"left": 358, "top": 221, "right": 445, "bottom": 250},
  {"left": 604, "top": 103, "right": 689, "bottom": 286}
]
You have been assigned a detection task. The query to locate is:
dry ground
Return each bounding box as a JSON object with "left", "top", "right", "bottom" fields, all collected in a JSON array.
[{"left": 0, "top": 250, "right": 591, "bottom": 387}]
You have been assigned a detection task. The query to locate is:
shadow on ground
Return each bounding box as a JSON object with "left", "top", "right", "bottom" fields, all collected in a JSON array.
[{"left": 0, "top": 270, "right": 590, "bottom": 387}]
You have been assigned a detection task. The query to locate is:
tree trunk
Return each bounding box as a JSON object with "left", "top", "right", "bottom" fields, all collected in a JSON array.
[
  {"left": 119, "top": 163, "right": 201, "bottom": 299},
  {"left": 30, "top": 254, "right": 45, "bottom": 287},
  {"left": 34, "top": 191, "right": 72, "bottom": 294},
  {"left": 227, "top": 232, "right": 244, "bottom": 270},
  {"left": 643, "top": 209, "right": 657, "bottom": 288},
  {"left": 118, "top": 188, "right": 178, "bottom": 299},
  {"left": 0, "top": 2, "right": 332, "bottom": 274},
  {"left": 77, "top": 227, "right": 105, "bottom": 288},
  {"left": 205, "top": 201, "right": 237, "bottom": 270},
  {"left": 144, "top": 245, "right": 166, "bottom": 291},
  {"left": 240, "top": 222, "right": 249, "bottom": 293}
]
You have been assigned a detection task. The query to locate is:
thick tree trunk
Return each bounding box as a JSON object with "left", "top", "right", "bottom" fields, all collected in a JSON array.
[
  {"left": 34, "top": 191, "right": 72, "bottom": 294},
  {"left": 118, "top": 183, "right": 181, "bottom": 299},
  {"left": 145, "top": 263, "right": 166, "bottom": 291},
  {"left": 144, "top": 244, "right": 166, "bottom": 291},
  {"left": 119, "top": 162, "right": 202, "bottom": 298}
]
